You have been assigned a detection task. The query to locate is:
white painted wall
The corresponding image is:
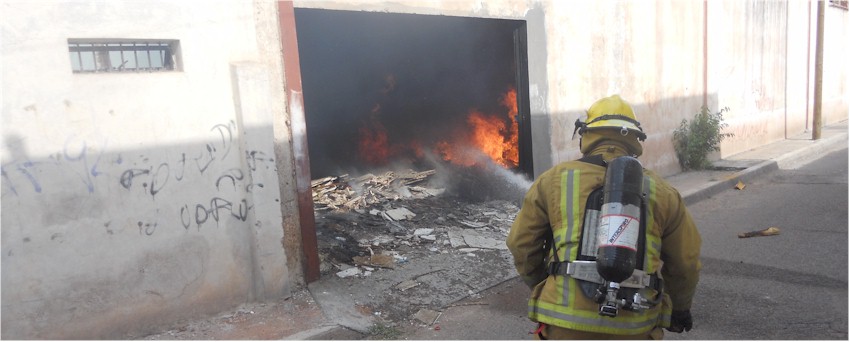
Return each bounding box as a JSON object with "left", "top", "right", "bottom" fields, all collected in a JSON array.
[{"left": 1, "top": 0, "right": 294, "bottom": 339}]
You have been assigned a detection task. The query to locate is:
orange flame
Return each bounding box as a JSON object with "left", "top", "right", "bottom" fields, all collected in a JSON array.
[
  {"left": 436, "top": 88, "right": 519, "bottom": 168},
  {"left": 468, "top": 110, "right": 509, "bottom": 164},
  {"left": 356, "top": 81, "right": 520, "bottom": 169},
  {"left": 358, "top": 104, "right": 390, "bottom": 164},
  {"left": 501, "top": 88, "right": 520, "bottom": 167}
]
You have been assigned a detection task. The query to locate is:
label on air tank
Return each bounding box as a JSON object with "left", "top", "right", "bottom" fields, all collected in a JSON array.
[{"left": 597, "top": 214, "right": 639, "bottom": 250}]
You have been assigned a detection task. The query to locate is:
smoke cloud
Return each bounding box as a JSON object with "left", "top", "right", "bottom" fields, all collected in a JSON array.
[{"left": 294, "top": 8, "right": 522, "bottom": 178}]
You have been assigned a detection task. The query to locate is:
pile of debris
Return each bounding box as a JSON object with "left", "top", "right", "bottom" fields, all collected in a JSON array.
[
  {"left": 311, "top": 169, "right": 445, "bottom": 212},
  {"left": 310, "top": 166, "right": 529, "bottom": 281},
  {"left": 315, "top": 194, "right": 518, "bottom": 278}
]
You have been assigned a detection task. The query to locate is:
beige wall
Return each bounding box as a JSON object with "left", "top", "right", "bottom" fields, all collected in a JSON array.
[
  {"left": 823, "top": 1, "right": 850, "bottom": 125},
  {"left": 711, "top": 0, "right": 849, "bottom": 157},
  {"left": 1, "top": 1, "right": 295, "bottom": 339},
  {"left": 542, "top": 0, "right": 707, "bottom": 176},
  {"left": 709, "top": 0, "right": 789, "bottom": 155},
  {"left": 1, "top": 0, "right": 847, "bottom": 339}
]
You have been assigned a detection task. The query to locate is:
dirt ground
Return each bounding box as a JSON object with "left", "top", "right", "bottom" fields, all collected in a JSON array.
[{"left": 137, "top": 289, "right": 326, "bottom": 340}]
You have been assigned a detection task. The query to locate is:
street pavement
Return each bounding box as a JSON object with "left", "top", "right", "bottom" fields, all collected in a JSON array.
[{"left": 666, "top": 146, "right": 847, "bottom": 340}]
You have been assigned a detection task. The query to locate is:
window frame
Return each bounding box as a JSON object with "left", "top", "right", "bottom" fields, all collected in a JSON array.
[
  {"left": 829, "top": 0, "right": 849, "bottom": 11},
  {"left": 68, "top": 38, "right": 181, "bottom": 73}
]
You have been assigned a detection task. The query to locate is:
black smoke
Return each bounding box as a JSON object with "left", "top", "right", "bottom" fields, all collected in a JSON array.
[{"left": 294, "top": 8, "right": 521, "bottom": 178}]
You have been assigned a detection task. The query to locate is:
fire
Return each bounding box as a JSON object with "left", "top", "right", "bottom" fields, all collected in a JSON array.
[
  {"left": 358, "top": 104, "right": 390, "bottom": 164},
  {"left": 357, "top": 81, "right": 520, "bottom": 169},
  {"left": 436, "top": 88, "right": 519, "bottom": 168},
  {"left": 501, "top": 88, "right": 520, "bottom": 167}
]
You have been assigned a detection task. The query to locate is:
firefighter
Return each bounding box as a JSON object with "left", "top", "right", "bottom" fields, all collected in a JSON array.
[{"left": 506, "top": 95, "right": 701, "bottom": 339}]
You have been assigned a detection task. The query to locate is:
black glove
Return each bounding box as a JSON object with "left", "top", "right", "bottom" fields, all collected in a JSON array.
[{"left": 666, "top": 310, "right": 693, "bottom": 333}]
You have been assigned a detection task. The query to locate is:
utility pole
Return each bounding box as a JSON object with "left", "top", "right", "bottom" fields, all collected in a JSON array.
[{"left": 812, "top": 0, "right": 825, "bottom": 140}]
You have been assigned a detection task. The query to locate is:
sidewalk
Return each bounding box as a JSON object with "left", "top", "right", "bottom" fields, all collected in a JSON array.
[
  {"left": 141, "top": 120, "right": 847, "bottom": 340},
  {"left": 666, "top": 121, "right": 848, "bottom": 205}
]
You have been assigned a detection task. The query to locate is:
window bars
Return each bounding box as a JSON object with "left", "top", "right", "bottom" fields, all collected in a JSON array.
[{"left": 68, "top": 39, "right": 180, "bottom": 73}]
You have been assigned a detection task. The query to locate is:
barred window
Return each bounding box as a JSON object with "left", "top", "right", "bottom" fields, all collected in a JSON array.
[
  {"left": 68, "top": 39, "right": 180, "bottom": 73},
  {"left": 830, "top": 0, "right": 849, "bottom": 10}
]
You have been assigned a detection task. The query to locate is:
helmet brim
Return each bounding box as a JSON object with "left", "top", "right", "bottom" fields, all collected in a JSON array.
[
  {"left": 582, "top": 121, "right": 647, "bottom": 141},
  {"left": 586, "top": 118, "right": 642, "bottom": 132}
]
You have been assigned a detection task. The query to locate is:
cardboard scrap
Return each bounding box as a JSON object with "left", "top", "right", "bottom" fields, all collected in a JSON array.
[
  {"left": 738, "top": 226, "right": 780, "bottom": 238},
  {"left": 385, "top": 207, "right": 416, "bottom": 221},
  {"left": 311, "top": 169, "right": 438, "bottom": 212},
  {"left": 352, "top": 254, "right": 396, "bottom": 269},
  {"left": 413, "top": 309, "right": 441, "bottom": 325},
  {"left": 336, "top": 267, "right": 361, "bottom": 278},
  {"left": 462, "top": 230, "right": 508, "bottom": 250},
  {"left": 409, "top": 186, "right": 445, "bottom": 196},
  {"left": 735, "top": 180, "right": 746, "bottom": 190},
  {"left": 396, "top": 279, "right": 420, "bottom": 291}
]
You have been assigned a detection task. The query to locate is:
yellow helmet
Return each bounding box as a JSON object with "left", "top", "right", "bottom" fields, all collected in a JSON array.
[{"left": 574, "top": 95, "right": 647, "bottom": 141}]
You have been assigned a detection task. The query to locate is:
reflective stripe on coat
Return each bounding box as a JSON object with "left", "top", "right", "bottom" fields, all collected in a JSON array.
[{"left": 507, "top": 158, "right": 699, "bottom": 335}]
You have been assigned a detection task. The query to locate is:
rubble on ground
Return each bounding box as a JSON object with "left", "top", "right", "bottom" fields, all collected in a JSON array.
[
  {"left": 311, "top": 169, "right": 443, "bottom": 212},
  {"left": 311, "top": 168, "right": 521, "bottom": 279}
]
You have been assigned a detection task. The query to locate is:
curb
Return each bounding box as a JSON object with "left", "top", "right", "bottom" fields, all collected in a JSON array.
[
  {"left": 283, "top": 324, "right": 365, "bottom": 340},
  {"left": 681, "top": 131, "right": 848, "bottom": 205},
  {"left": 774, "top": 133, "right": 849, "bottom": 170}
]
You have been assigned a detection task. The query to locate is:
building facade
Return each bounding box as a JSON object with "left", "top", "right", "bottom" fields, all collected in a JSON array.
[{"left": 1, "top": 0, "right": 847, "bottom": 339}]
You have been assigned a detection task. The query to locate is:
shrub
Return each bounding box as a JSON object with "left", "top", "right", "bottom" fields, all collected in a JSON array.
[{"left": 673, "top": 106, "right": 734, "bottom": 171}]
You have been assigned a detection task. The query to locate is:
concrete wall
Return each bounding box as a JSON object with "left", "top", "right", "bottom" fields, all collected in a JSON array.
[
  {"left": 711, "top": 0, "right": 850, "bottom": 158},
  {"left": 822, "top": 1, "right": 850, "bottom": 125},
  {"left": 1, "top": 1, "right": 297, "bottom": 339},
  {"left": 710, "top": 0, "right": 789, "bottom": 154},
  {"left": 541, "top": 0, "right": 707, "bottom": 176},
  {"left": 543, "top": 0, "right": 847, "bottom": 175}
]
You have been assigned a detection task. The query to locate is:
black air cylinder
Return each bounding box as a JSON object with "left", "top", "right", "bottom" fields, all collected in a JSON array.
[{"left": 596, "top": 156, "right": 644, "bottom": 283}]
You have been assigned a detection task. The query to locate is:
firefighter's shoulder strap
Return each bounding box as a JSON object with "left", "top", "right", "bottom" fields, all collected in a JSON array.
[
  {"left": 544, "top": 154, "right": 608, "bottom": 267},
  {"left": 546, "top": 154, "right": 648, "bottom": 272}
]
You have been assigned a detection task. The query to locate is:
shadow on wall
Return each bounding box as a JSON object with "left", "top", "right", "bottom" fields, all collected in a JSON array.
[
  {"left": 0, "top": 123, "right": 290, "bottom": 339},
  {"left": 547, "top": 94, "right": 726, "bottom": 177},
  {"left": 1, "top": 122, "right": 271, "bottom": 226}
]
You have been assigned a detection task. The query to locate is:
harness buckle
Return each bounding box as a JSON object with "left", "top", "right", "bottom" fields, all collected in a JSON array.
[{"left": 547, "top": 260, "right": 654, "bottom": 289}]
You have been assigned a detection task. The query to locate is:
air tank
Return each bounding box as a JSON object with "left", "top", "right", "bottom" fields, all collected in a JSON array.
[{"left": 596, "top": 156, "right": 644, "bottom": 283}]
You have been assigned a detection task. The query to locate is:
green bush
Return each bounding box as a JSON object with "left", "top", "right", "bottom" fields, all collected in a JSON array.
[{"left": 673, "top": 106, "right": 734, "bottom": 171}]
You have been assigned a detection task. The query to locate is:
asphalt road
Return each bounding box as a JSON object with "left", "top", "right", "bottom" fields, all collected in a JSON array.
[
  {"left": 668, "top": 147, "right": 848, "bottom": 340},
  {"left": 399, "top": 147, "right": 848, "bottom": 340}
]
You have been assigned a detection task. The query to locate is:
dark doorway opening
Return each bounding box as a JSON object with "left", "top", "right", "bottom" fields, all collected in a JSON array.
[{"left": 294, "top": 9, "right": 533, "bottom": 180}]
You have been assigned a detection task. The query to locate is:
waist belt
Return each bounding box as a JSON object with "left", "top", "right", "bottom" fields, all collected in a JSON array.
[{"left": 547, "top": 260, "right": 659, "bottom": 289}]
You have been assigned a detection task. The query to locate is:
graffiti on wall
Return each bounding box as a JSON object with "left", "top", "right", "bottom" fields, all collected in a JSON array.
[
  {"left": 1, "top": 120, "right": 278, "bottom": 235},
  {"left": 1, "top": 133, "right": 109, "bottom": 196}
]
